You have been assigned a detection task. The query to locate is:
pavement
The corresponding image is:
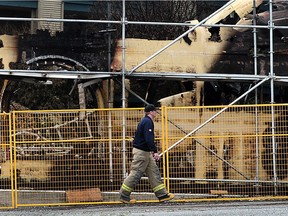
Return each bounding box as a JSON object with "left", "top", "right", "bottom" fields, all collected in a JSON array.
[{"left": 1, "top": 200, "right": 288, "bottom": 216}]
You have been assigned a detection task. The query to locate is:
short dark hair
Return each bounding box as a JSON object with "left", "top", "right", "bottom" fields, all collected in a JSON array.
[{"left": 144, "top": 104, "right": 156, "bottom": 112}]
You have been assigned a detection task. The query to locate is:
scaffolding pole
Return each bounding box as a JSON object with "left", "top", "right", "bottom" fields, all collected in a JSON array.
[{"left": 268, "top": 0, "right": 278, "bottom": 195}]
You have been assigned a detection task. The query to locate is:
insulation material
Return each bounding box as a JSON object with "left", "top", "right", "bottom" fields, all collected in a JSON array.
[
  {"left": 0, "top": 35, "right": 18, "bottom": 69},
  {"left": 158, "top": 91, "right": 197, "bottom": 107}
]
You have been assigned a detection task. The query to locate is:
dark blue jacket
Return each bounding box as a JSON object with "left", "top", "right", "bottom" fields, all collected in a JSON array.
[{"left": 133, "top": 115, "right": 157, "bottom": 153}]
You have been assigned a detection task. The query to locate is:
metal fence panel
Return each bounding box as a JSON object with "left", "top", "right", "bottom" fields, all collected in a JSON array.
[
  {"left": 0, "top": 112, "right": 14, "bottom": 209},
  {"left": 1, "top": 104, "right": 288, "bottom": 207},
  {"left": 12, "top": 108, "right": 163, "bottom": 206},
  {"left": 163, "top": 104, "right": 288, "bottom": 199}
]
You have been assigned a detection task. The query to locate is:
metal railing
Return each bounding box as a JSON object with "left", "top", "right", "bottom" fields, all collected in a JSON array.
[{"left": 1, "top": 104, "right": 288, "bottom": 208}]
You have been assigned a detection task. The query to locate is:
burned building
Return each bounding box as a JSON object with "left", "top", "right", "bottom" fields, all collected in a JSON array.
[{"left": 1, "top": 0, "right": 288, "bottom": 200}]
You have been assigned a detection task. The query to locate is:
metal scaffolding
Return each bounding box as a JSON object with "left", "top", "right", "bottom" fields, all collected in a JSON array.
[{"left": 0, "top": 0, "right": 287, "bottom": 84}]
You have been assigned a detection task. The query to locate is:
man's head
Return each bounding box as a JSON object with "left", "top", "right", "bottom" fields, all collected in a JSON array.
[
  {"left": 145, "top": 104, "right": 156, "bottom": 112},
  {"left": 144, "top": 104, "right": 157, "bottom": 118}
]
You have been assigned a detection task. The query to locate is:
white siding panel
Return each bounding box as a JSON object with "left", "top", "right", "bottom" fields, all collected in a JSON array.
[{"left": 38, "top": 0, "right": 63, "bottom": 34}]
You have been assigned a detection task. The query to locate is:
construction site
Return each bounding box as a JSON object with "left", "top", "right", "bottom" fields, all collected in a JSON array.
[{"left": 1, "top": 0, "right": 288, "bottom": 209}]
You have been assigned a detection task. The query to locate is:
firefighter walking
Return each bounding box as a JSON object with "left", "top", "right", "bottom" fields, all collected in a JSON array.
[{"left": 119, "top": 104, "right": 175, "bottom": 203}]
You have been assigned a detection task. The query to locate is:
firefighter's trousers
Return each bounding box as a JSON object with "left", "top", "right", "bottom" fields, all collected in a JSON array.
[{"left": 120, "top": 148, "right": 168, "bottom": 199}]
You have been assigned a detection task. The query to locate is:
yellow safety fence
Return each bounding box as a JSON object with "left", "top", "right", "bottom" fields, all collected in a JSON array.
[
  {"left": 0, "top": 112, "right": 14, "bottom": 209},
  {"left": 1, "top": 104, "right": 288, "bottom": 208}
]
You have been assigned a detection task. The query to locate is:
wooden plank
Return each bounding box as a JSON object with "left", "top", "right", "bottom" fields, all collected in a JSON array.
[
  {"left": 210, "top": 190, "right": 228, "bottom": 195},
  {"left": 66, "top": 188, "right": 103, "bottom": 203}
]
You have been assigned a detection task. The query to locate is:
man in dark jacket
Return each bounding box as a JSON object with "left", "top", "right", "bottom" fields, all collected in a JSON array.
[{"left": 119, "top": 104, "right": 174, "bottom": 203}]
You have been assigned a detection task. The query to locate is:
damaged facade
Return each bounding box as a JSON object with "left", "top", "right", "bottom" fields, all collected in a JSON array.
[{"left": 1, "top": 0, "right": 288, "bottom": 110}]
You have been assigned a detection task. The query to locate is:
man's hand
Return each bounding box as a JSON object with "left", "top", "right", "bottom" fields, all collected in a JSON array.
[{"left": 153, "top": 152, "right": 160, "bottom": 161}]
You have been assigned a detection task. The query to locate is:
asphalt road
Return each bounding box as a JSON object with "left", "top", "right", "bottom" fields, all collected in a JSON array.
[{"left": 1, "top": 200, "right": 288, "bottom": 216}]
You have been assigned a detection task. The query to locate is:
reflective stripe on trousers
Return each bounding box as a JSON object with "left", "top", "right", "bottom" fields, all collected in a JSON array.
[{"left": 120, "top": 148, "right": 168, "bottom": 198}]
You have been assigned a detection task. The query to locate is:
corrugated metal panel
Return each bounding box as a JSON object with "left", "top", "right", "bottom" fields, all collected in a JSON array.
[{"left": 38, "top": 0, "right": 63, "bottom": 34}]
